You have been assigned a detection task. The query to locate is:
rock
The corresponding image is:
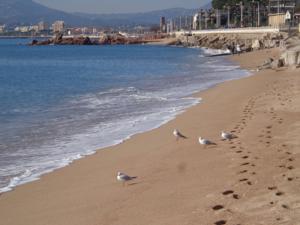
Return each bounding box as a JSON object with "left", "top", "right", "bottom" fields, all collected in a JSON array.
[
  {"left": 271, "top": 59, "right": 285, "bottom": 69},
  {"left": 259, "top": 58, "right": 274, "bottom": 70},
  {"left": 53, "top": 33, "right": 63, "bottom": 44},
  {"left": 31, "top": 40, "right": 38, "bottom": 45},
  {"left": 252, "top": 39, "right": 262, "bottom": 50},
  {"left": 283, "top": 50, "right": 299, "bottom": 66}
]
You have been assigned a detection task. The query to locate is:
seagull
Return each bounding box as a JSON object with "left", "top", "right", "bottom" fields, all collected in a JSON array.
[
  {"left": 199, "top": 137, "right": 217, "bottom": 146},
  {"left": 173, "top": 129, "right": 187, "bottom": 141},
  {"left": 117, "top": 172, "right": 136, "bottom": 186},
  {"left": 221, "top": 131, "right": 237, "bottom": 140}
]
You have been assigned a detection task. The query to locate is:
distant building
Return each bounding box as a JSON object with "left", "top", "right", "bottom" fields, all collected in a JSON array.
[
  {"left": 0, "top": 25, "right": 5, "bottom": 33},
  {"left": 38, "top": 21, "right": 49, "bottom": 31},
  {"left": 14, "top": 26, "right": 39, "bottom": 33},
  {"left": 167, "top": 19, "right": 174, "bottom": 33},
  {"left": 268, "top": 13, "right": 286, "bottom": 27},
  {"left": 15, "top": 26, "right": 30, "bottom": 32},
  {"left": 52, "top": 21, "right": 65, "bottom": 33},
  {"left": 268, "top": 0, "right": 297, "bottom": 27},
  {"left": 269, "top": 0, "right": 296, "bottom": 14},
  {"left": 160, "top": 16, "right": 166, "bottom": 33}
]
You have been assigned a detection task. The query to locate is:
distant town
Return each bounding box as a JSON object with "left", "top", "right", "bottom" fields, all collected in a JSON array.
[{"left": 0, "top": 0, "right": 299, "bottom": 39}]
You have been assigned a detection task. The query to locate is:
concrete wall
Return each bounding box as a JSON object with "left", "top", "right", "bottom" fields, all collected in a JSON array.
[{"left": 174, "top": 27, "right": 280, "bottom": 37}]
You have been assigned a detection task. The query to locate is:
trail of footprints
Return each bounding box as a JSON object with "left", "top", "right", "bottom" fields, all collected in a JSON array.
[{"left": 209, "top": 81, "right": 298, "bottom": 225}]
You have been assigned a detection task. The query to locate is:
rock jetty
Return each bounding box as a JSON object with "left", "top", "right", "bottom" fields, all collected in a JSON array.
[
  {"left": 30, "top": 33, "right": 157, "bottom": 46},
  {"left": 178, "top": 32, "right": 286, "bottom": 52},
  {"left": 280, "top": 35, "right": 300, "bottom": 68},
  {"left": 31, "top": 34, "right": 96, "bottom": 46}
]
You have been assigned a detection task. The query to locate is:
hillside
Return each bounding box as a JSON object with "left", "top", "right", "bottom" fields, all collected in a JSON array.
[
  {"left": 0, "top": 0, "right": 209, "bottom": 27},
  {"left": 0, "top": 0, "right": 90, "bottom": 25}
]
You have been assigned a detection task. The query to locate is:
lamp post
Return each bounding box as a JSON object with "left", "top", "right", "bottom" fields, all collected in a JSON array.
[
  {"left": 240, "top": 1, "right": 244, "bottom": 27},
  {"left": 236, "top": 2, "right": 244, "bottom": 28},
  {"left": 252, "top": 0, "right": 260, "bottom": 27},
  {"left": 224, "top": 5, "right": 231, "bottom": 28}
]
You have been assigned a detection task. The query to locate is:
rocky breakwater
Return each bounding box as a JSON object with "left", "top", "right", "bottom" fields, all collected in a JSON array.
[
  {"left": 179, "top": 33, "right": 285, "bottom": 52},
  {"left": 31, "top": 34, "right": 96, "bottom": 46},
  {"left": 280, "top": 35, "right": 300, "bottom": 68},
  {"left": 30, "top": 33, "right": 151, "bottom": 46},
  {"left": 258, "top": 35, "right": 300, "bottom": 70}
]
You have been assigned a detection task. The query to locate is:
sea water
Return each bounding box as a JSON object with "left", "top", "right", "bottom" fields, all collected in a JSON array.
[{"left": 0, "top": 39, "right": 250, "bottom": 192}]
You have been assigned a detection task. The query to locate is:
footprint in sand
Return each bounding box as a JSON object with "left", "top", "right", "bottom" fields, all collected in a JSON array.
[
  {"left": 222, "top": 190, "right": 234, "bottom": 195},
  {"left": 281, "top": 204, "right": 290, "bottom": 209},
  {"left": 214, "top": 220, "right": 227, "bottom": 225},
  {"left": 287, "top": 166, "right": 294, "bottom": 170},
  {"left": 239, "top": 178, "right": 248, "bottom": 182},
  {"left": 275, "top": 191, "right": 284, "bottom": 196},
  {"left": 212, "top": 205, "right": 224, "bottom": 211},
  {"left": 239, "top": 170, "right": 248, "bottom": 174},
  {"left": 233, "top": 194, "right": 240, "bottom": 199}
]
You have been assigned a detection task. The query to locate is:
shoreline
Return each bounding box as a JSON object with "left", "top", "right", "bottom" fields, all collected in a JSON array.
[
  {"left": 0, "top": 47, "right": 249, "bottom": 194},
  {"left": 1, "top": 48, "right": 299, "bottom": 225}
]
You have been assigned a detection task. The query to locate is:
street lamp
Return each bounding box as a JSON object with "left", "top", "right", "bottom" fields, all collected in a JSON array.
[
  {"left": 252, "top": 0, "right": 260, "bottom": 27},
  {"left": 236, "top": 1, "right": 244, "bottom": 28},
  {"left": 224, "top": 4, "right": 231, "bottom": 28}
]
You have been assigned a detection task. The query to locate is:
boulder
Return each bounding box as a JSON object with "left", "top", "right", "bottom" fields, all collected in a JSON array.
[
  {"left": 271, "top": 59, "right": 285, "bottom": 69},
  {"left": 252, "top": 39, "right": 261, "bottom": 50},
  {"left": 282, "top": 50, "right": 300, "bottom": 66}
]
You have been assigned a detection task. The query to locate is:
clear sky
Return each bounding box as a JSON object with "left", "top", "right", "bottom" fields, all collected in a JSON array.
[{"left": 34, "top": 0, "right": 210, "bottom": 14}]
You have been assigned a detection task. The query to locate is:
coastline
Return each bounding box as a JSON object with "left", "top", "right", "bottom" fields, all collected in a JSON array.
[{"left": 0, "top": 48, "right": 299, "bottom": 225}]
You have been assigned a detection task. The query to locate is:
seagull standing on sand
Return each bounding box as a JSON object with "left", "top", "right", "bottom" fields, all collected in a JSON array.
[
  {"left": 221, "top": 131, "right": 237, "bottom": 140},
  {"left": 173, "top": 129, "right": 187, "bottom": 141},
  {"left": 199, "top": 137, "right": 217, "bottom": 146},
  {"left": 117, "top": 172, "right": 136, "bottom": 186}
]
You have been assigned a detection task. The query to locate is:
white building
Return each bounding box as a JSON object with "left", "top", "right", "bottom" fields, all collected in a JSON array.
[
  {"left": 52, "top": 21, "right": 65, "bottom": 33},
  {"left": 38, "top": 21, "right": 49, "bottom": 31},
  {"left": 0, "top": 25, "right": 5, "bottom": 33}
]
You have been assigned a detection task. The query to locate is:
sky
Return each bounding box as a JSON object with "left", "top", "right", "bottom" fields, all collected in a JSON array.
[{"left": 34, "top": 0, "right": 210, "bottom": 14}]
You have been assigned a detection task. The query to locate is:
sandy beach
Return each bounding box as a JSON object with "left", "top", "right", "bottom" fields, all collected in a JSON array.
[{"left": 0, "top": 48, "right": 299, "bottom": 225}]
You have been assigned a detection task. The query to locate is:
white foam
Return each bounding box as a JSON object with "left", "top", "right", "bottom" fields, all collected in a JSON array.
[{"left": 201, "top": 47, "right": 231, "bottom": 56}]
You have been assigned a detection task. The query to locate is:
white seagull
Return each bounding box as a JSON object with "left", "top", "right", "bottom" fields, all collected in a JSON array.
[
  {"left": 117, "top": 172, "right": 136, "bottom": 186},
  {"left": 173, "top": 129, "right": 187, "bottom": 141},
  {"left": 221, "top": 131, "right": 237, "bottom": 140},
  {"left": 199, "top": 137, "right": 217, "bottom": 146}
]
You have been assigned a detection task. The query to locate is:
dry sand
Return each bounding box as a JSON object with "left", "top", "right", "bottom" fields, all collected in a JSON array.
[{"left": 0, "top": 48, "right": 299, "bottom": 225}]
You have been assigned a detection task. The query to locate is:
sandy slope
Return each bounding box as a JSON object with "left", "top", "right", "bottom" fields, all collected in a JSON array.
[{"left": 0, "top": 48, "right": 299, "bottom": 225}]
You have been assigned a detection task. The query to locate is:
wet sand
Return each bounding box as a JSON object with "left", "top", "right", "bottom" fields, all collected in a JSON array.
[{"left": 0, "top": 48, "right": 299, "bottom": 225}]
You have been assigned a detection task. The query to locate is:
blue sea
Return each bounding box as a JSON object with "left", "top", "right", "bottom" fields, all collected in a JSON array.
[{"left": 0, "top": 39, "right": 250, "bottom": 192}]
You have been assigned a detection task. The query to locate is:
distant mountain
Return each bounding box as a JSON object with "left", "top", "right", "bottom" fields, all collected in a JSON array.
[
  {"left": 74, "top": 8, "right": 200, "bottom": 27},
  {"left": 0, "top": 0, "right": 90, "bottom": 26},
  {"left": 0, "top": 0, "right": 210, "bottom": 27}
]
